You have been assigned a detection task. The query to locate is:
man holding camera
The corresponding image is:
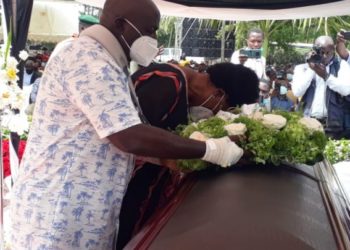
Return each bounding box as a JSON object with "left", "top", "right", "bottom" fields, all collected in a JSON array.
[
  {"left": 231, "top": 28, "right": 266, "bottom": 80},
  {"left": 292, "top": 35, "right": 350, "bottom": 139}
]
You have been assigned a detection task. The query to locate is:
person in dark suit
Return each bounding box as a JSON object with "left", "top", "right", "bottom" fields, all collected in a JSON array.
[{"left": 22, "top": 59, "right": 40, "bottom": 86}]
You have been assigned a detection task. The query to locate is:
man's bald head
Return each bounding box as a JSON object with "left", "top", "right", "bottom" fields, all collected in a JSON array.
[
  {"left": 314, "top": 35, "right": 335, "bottom": 65},
  {"left": 315, "top": 36, "right": 334, "bottom": 47},
  {"left": 99, "top": 0, "right": 160, "bottom": 61},
  {"left": 100, "top": 0, "right": 159, "bottom": 32}
]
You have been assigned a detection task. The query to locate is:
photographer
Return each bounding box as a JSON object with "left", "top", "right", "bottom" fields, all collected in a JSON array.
[
  {"left": 292, "top": 35, "right": 350, "bottom": 139},
  {"left": 271, "top": 71, "right": 294, "bottom": 112},
  {"left": 258, "top": 78, "right": 272, "bottom": 112},
  {"left": 336, "top": 30, "right": 350, "bottom": 65},
  {"left": 231, "top": 28, "right": 266, "bottom": 79}
]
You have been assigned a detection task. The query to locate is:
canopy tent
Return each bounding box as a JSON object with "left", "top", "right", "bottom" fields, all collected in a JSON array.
[
  {"left": 27, "top": 0, "right": 79, "bottom": 42},
  {"left": 1, "top": 0, "right": 79, "bottom": 43},
  {"left": 76, "top": 0, "right": 350, "bottom": 21}
]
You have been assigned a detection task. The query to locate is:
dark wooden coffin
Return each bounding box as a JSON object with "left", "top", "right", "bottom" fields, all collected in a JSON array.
[{"left": 125, "top": 161, "right": 350, "bottom": 250}]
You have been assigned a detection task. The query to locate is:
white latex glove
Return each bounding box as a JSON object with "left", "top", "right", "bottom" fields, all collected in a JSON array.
[{"left": 201, "top": 137, "right": 244, "bottom": 168}]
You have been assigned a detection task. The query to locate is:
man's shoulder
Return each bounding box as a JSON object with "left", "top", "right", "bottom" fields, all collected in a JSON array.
[
  {"left": 294, "top": 63, "right": 309, "bottom": 72},
  {"left": 231, "top": 49, "right": 241, "bottom": 58},
  {"left": 34, "top": 71, "right": 42, "bottom": 78},
  {"left": 230, "top": 49, "right": 241, "bottom": 63},
  {"left": 339, "top": 57, "right": 350, "bottom": 68}
]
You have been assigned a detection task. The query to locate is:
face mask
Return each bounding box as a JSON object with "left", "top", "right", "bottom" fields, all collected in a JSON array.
[
  {"left": 26, "top": 69, "right": 33, "bottom": 74},
  {"left": 189, "top": 106, "right": 214, "bottom": 122},
  {"left": 121, "top": 19, "right": 158, "bottom": 67},
  {"left": 280, "top": 86, "right": 288, "bottom": 95},
  {"left": 286, "top": 73, "right": 293, "bottom": 82},
  {"left": 262, "top": 98, "right": 270, "bottom": 106},
  {"left": 189, "top": 92, "right": 225, "bottom": 122}
]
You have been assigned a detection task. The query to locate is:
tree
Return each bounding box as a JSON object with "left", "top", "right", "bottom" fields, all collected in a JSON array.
[
  {"left": 158, "top": 15, "right": 350, "bottom": 62},
  {"left": 157, "top": 16, "right": 178, "bottom": 47}
]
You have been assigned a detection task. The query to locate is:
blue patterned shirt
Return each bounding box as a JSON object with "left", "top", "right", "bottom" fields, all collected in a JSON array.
[{"left": 10, "top": 26, "right": 141, "bottom": 250}]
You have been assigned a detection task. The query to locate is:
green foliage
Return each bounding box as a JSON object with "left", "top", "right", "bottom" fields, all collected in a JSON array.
[
  {"left": 176, "top": 117, "right": 229, "bottom": 138},
  {"left": 176, "top": 111, "right": 328, "bottom": 171},
  {"left": 324, "top": 139, "right": 350, "bottom": 164},
  {"left": 175, "top": 117, "right": 229, "bottom": 170},
  {"left": 234, "top": 116, "right": 277, "bottom": 164},
  {"left": 273, "top": 122, "right": 327, "bottom": 165},
  {"left": 3, "top": 22, "right": 12, "bottom": 68},
  {"left": 196, "top": 117, "right": 228, "bottom": 138},
  {"left": 177, "top": 159, "right": 209, "bottom": 171},
  {"left": 1, "top": 129, "right": 28, "bottom": 140},
  {"left": 157, "top": 16, "right": 178, "bottom": 47},
  {"left": 267, "top": 47, "right": 306, "bottom": 67},
  {"left": 176, "top": 123, "right": 198, "bottom": 138}
]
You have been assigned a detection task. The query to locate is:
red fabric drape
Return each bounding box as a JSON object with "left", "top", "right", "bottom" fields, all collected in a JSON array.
[{"left": 3, "top": 139, "right": 26, "bottom": 178}]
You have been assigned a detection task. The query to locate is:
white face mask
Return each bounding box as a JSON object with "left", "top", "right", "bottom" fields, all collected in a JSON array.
[
  {"left": 189, "top": 106, "right": 214, "bottom": 122},
  {"left": 280, "top": 86, "right": 288, "bottom": 95},
  {"left": 121, "top": 19, "right": 158, "bottom": 67},
  {"left": 189, "top": 92, "right": 226, "bottom": 122},
  {"left": 286, "top": 73, "right": 293, "bottom": 82}
]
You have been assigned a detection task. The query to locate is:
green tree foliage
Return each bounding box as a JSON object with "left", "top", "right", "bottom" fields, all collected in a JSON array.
[
  {"left": 157, "top": 16, "right": 178, "bottom": 47},
  {"left": 157, "top": 15, "right": 350, "bottom": 64}
]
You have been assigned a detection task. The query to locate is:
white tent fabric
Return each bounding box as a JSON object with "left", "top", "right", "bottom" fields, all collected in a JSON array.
[
  {"left": 76, "top": 0, "right": 350, "bottom": 21},
  {"left": 1, "top": 0, "right": 79, "bottom": 42},
  {"left": 28, "top": 0, "right": 79, "bottom": 42}
]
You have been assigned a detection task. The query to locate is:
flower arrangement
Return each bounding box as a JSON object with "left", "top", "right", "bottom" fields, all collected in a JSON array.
[
  {"left": 0, "top": 41, "right": 29, "bottom": 135},
  {"left": 176, "top": 108, "right": 328, "bottom": 171}
]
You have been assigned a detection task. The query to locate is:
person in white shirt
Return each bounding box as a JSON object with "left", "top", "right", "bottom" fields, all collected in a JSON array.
[
  {"left": 336, "top": 30, "right": 350, "bottom": 65},
  {"left": 292, "top": 35, "right": 350, "bottom": 139},
  {"left": 22, "top": 59, "right": 40, "bottom": 111},
  {"left": 231, "top": 28, "right": 266, "bottom": 80},
  {"left": 9, "top": 0, "right": 245, "bottom": 248}
]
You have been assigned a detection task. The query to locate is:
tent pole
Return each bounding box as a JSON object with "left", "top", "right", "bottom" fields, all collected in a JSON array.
[{"left": 220, "top": 21, "right": 225, "bottom": 62}]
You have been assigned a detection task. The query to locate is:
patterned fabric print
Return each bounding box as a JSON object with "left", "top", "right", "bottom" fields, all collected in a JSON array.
[{"left": 9, "top": 36, "right": 141, "bottom": 250}]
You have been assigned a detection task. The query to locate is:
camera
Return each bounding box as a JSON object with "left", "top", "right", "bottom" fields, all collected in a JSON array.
[
  {"left": 276, "top": 70, "right": 286, "bottom": 80},
  {"left": 306, "top": 46, "right": 322, "bottom": 64},
  {"left": 239, "top": 49, "right": 262, "bottom": 59},
  {"left": 341, "top": 31, "right": 350, "bottom": 40}
]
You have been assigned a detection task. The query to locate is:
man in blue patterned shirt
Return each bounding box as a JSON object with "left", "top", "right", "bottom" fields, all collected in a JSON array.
[{"left": 9, "top": 0, "right": 247, "bottom": 249}]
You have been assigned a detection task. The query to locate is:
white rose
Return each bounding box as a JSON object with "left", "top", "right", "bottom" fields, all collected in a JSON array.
[
  {"left": 299, "top": 117, "right": 324, "bottom": 132},
  {"left": 4, "top": 113, "right": 29, "bottom": 135},
  {"left": 19, "top": 50, "right": 29, "bottom": 61},
  {"left": 189, "top": 131, "right": 208, "bottom": 141},
  {"left": 252, "top": 111, "right": 264, "bottom": 121},
  {"left": 6, "top": 57, "right": 18, "bottom": 69},
  {"left": 215, "top": 110, "right": 240, "bottom": 122},
  {"left": 241, "top": 103, "right": 259, "bottom": 116},
  {"left": 224, "top": 123, "right": 247, "bottom": 136},
  {"left": 262, "top": 114, "right": 287, "bottom": 130}
]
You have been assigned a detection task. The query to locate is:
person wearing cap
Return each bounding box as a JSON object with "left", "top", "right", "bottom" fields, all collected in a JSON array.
[{"left": 79, "top": 14, "right": 100, "bottom": 33}]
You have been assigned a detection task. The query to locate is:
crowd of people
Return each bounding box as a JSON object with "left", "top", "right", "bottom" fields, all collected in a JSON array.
[
  {"left": 8, "top": 0, "right": 350, "bottom": 249},
  {"left": 230, "top": 27, "right": 350, "bottom": 140}
]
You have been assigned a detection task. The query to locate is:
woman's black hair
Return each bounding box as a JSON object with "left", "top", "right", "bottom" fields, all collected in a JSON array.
[{"left": 206, "top": 62, "right": 259, "bottom": 107}]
